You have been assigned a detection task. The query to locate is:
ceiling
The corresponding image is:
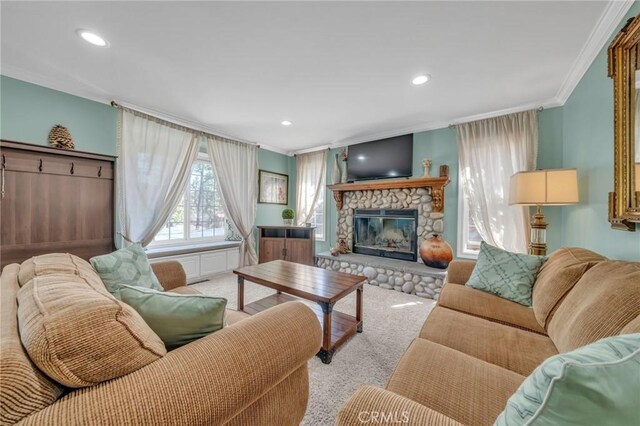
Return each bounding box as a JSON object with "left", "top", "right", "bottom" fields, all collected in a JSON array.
[{"left": 0, "top": 1, "right": 631, "bottom": 154}]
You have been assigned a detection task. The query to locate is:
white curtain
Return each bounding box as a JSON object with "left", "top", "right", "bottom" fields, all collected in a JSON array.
[
  {"left": 296, "top": 150, "right": 328, "bottom": 225},
  {"left": 206, "top": 136, "right": 259, "bottom": 266},
  {"left": 456, "top": 110, "right": 538, "bottom": 253},
  {"left": 117, "top": 110, "right": 199, "bottom": 247}
]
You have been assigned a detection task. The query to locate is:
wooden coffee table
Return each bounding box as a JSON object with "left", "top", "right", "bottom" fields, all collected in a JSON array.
[{"left": 233, "top": 260, "right": 366, "bottom": 364}]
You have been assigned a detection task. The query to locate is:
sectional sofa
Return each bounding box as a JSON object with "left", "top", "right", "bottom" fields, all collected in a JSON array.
[
  {"left": 336, "top": 248, "right": 640, "bottom": 425},
  {"left": 0, "top": 254, "right": 321, "bottom": 425}
]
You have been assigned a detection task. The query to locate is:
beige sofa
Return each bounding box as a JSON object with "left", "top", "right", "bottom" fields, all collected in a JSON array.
[
  {"left": 1, "top": 255, "right": 322, "bottom": 426},
  {"left": 337, "top": 248, "right": 640, "bottom": 426}
]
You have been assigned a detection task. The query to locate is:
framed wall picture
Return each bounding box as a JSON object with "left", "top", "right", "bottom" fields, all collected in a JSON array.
[{"left": 258, "top": 170, "right": 289, "bottom": 205}]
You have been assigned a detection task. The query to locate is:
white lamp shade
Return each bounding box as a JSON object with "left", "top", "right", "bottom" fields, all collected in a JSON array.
[{"left": 509, "top": 169, "right": 579, "bottom": 206}]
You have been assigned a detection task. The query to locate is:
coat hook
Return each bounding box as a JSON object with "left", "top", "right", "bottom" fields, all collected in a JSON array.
[
  {"left": 98, "top": 166, "right": 102, "bottom": 177},
  {"left": 70, "top": 162, "right": 74, "bottom": 175},
  {"left": 38, "top": 159, "right": 43, "bottom": 172}
]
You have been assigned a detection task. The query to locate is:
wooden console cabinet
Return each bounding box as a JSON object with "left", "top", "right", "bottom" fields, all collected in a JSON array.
[{"left": 258, "top": 226, "right": 316, "bottom": 266}]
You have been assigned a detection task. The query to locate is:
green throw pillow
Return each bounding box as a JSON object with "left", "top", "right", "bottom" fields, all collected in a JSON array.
[
  {"left": 90, "top": 243, "right": 163, "bottom": 298},
  {"left": 466, "top": 242, "right": 545, "bottom": 306},
  {"left": 119, "top": 285, "right": 227, "bottom": 349},
  {"left": 495, "top": 333, "right": 640, "bottom": 426}
]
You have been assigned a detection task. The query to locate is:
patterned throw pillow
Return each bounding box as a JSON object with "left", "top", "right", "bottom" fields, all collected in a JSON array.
[
  {"left": 495, "top": 333, "right": 640, "bottom": 426},
  {"left": 466, "top": 242, "right": 545, "bottom": 306},
  {"left": 90, "top": 243, "right": 163, "bottom": 298}
]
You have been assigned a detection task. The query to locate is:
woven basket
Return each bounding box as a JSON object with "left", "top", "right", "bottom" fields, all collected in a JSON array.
[{"left": 48, "top": 125, "right": 75, "bottom": 150}]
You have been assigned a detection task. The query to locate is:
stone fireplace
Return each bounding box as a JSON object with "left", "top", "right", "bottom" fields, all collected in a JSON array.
[{"left": 316, "top": 177, "right": 450, "bottom": 300}]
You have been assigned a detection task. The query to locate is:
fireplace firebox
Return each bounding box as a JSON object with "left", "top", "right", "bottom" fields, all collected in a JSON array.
[{"left": 353, "top": 209, "right": 418, "bottom": 262}]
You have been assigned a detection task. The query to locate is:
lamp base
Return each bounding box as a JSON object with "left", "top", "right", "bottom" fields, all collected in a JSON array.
[{"left": 529, "top": 205, "right": 547, "bottom": 256}]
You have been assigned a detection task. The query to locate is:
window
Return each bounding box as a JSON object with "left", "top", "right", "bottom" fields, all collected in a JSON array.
[
  {"left": 152, "top": 155, "right": 227, "bottom": 245},
  {"left": 309, "top": 186, "right": 326, "bottom": 241},
  {"left": 457, "top": 172, "right": 481, "bottom": 258}
]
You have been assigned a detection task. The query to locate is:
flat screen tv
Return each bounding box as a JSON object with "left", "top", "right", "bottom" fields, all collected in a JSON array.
[{"left": 347, "top": 134, "right": 413, "bottom": 182}]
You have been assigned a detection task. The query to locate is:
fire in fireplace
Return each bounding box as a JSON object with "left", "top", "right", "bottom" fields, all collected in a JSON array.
[{"left": 353, "top": 209, "right": 418, "bottom": 262}]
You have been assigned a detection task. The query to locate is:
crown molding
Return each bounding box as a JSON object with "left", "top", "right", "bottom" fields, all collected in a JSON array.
[
  {"left": 0, "top": 65, "right": 295, "bottom": 156},
  {"left": 555, "top": 0, "right": 634, "bottom": 103},
  {"left": 326, "top": 97, "right": 564, "bottom": 150}
]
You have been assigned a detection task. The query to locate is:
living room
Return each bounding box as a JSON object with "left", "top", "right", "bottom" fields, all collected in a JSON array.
[{"left": 1, "top": 2, "right": 639, "bottom": 426}]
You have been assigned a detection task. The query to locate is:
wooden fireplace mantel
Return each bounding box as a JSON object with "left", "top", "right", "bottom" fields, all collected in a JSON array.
[{"left": 328, "top": 176, "right": 450, "bottom": 212}]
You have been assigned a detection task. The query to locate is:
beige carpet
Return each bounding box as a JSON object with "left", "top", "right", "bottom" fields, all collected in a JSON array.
[{"left": 193, "top": 273, "right": 436, "bottom": 426}]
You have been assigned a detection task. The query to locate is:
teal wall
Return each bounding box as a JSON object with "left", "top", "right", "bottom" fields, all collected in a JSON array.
[
  {"left": 412, "top": 128, "right": 459, "bottom": 255},
  {"left": 557, "top": 2, "right": 640, "bottom": 260},
  {"left": 537, "top": 107, "right": 565, "bottom": 253},
  {"left": 255, "top": 148, "right": 295, "bottom": 227},
  {"left": 0, "top": 75, "right": 117, "bottom": 156}
]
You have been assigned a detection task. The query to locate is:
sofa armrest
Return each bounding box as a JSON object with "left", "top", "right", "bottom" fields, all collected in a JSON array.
[
  {"left": 19, "top": 301, "right": 322, "bottom": 426},
  {"left": 446, "top": 260, "right": 476, "bottom": 285},
  {"left": 151, "top": 261, "right": 186, "bottom": 291},
  {"left": 335, "top": 386, "right": 464, "bottom": 426}
]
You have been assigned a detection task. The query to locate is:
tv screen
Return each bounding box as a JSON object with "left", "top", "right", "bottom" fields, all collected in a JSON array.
[{"left": 347, "top": 134, "right": 413, "bottom": 181}]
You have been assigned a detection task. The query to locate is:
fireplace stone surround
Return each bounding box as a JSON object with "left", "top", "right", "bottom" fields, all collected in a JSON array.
[{"left": 317, "top": 178, "right": 450, "bottom": 300}]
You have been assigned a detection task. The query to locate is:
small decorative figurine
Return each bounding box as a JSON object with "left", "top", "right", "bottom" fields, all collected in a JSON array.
[
  {"left": 422, "top": 159, "right": 432, "bottom": 177},
  {"left": 439, "top": 164, "right": 449, "bottom": 178},
  {"left": 330, "top": 247, "right": 340, "bottom": 257},
  {"left": 337, "top": 239, "right": 350, "bottom": 254}
]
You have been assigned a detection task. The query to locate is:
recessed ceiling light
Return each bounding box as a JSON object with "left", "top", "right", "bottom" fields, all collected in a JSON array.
[
  {"left": 412, "top": 74, "right": 430, "bottom": 85},
  {"left": 76, "top": 29, "right": 109, "bottom": 47},
  {"left": 281, "top": 120, "right": 292, "bottom": 126}
]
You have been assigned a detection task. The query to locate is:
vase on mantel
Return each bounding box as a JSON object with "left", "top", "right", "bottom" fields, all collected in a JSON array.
[
  {"left": 340, "top": 160, "right": 348, "bottom": 183},
  {"left": 331, "top": 154, "right": 342, "bottom": 184}
]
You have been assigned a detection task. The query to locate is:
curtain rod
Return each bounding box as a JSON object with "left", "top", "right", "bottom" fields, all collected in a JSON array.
[
  {"left": 447, "top": 106, "right": 544, "bottom": 129},
  {"left": 293, "top": 147, "right": 331, "bottom": 156},
  {"left": 110, "top": 101, "right": 260, "bottom": 148}
]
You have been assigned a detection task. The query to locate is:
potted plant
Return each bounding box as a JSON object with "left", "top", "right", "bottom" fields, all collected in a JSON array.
[{"left": 282, "top": 208, "right": 295, "bottom": 226}]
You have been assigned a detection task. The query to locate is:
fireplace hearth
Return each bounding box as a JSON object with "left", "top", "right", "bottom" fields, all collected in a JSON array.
[{"left": 353, "top": 209, "right": 418, "bottom": 262}]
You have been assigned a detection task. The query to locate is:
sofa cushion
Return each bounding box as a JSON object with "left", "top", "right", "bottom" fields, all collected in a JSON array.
[
  {"left": 548, "top": 260, "right": 640, "bottom": 353},
  {"left": 621, "top": 315, "right": 640, "bottom": 334},
  {"left": 386, "top": 338, "right": 525, "bottom": 426},
  {"left": 466, "top": 242, "right": 545, "bottom": 307},
  {"left": 90, "top": 243, "right": 164, "bottom": 298},
  {"left": 17, "top": 273, "right": 166, "bottom": 388},
  {"left": 18, "top": 253, "right": 103, "bottom": 289},
  {"left": 120, "top": 284, "right": 227, "bottom": 349},
  {"left": 495, "top": 333, "right": 640, "bottom": 426},
  {"left": 419, "top": 306, "right": 558, "bottom": 376},
  {"left": 438, "top": 283, "right": 546, "bottom": 334},
  {"left": 1, "top": 264, "right": 64, "bottom": 425},
  {"left": 532, "top": 247, "right": 605, "bottom": 329}
]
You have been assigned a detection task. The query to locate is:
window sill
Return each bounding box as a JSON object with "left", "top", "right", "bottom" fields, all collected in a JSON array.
[
  {"left": 456, "top": 251, "right": 479, "bottom": 260},
  {"left": 146, "top": 241, "right": 241, "bottom": 259}
]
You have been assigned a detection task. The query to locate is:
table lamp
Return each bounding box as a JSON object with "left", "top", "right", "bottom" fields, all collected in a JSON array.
[{"left": 509, "top": 169, "right": 579, "bottom": 256}]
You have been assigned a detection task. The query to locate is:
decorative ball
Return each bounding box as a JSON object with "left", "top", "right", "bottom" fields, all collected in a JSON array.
[{"left": 419, "top": 234, "right": 453, "bottom": 269}]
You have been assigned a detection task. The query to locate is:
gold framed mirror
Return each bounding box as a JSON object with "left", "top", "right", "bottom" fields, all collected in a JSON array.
[{"left": 608, "top": 13, "right": 640, "bottom": 231}]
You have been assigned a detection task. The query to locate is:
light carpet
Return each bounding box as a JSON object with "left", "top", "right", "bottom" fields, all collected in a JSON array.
[{"left": 193, "top": 272, "right": 436, "bottom": 426}]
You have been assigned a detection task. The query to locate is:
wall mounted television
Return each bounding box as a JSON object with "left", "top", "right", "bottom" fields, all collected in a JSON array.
[{"left": 346, "top": 134, "right": 413, "bottom": 182}]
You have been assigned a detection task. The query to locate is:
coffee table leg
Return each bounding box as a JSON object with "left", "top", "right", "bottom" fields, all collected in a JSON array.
[
  {"left": 317, "top": 301, "right": 335, "bottom": 364},
  {"left": 356, "top": 284, "right": 363, "bottom": 333},
  {"left": 237, "top": 276, "right": 245, "bottom": 311}
]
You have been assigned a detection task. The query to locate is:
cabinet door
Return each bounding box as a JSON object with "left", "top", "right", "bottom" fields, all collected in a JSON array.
[
  {"left": 259, "top": 238, "right": 285, "bottom": 263},
  {"left": 285, "top": 238, "right": 313, "bottom": 266}
]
